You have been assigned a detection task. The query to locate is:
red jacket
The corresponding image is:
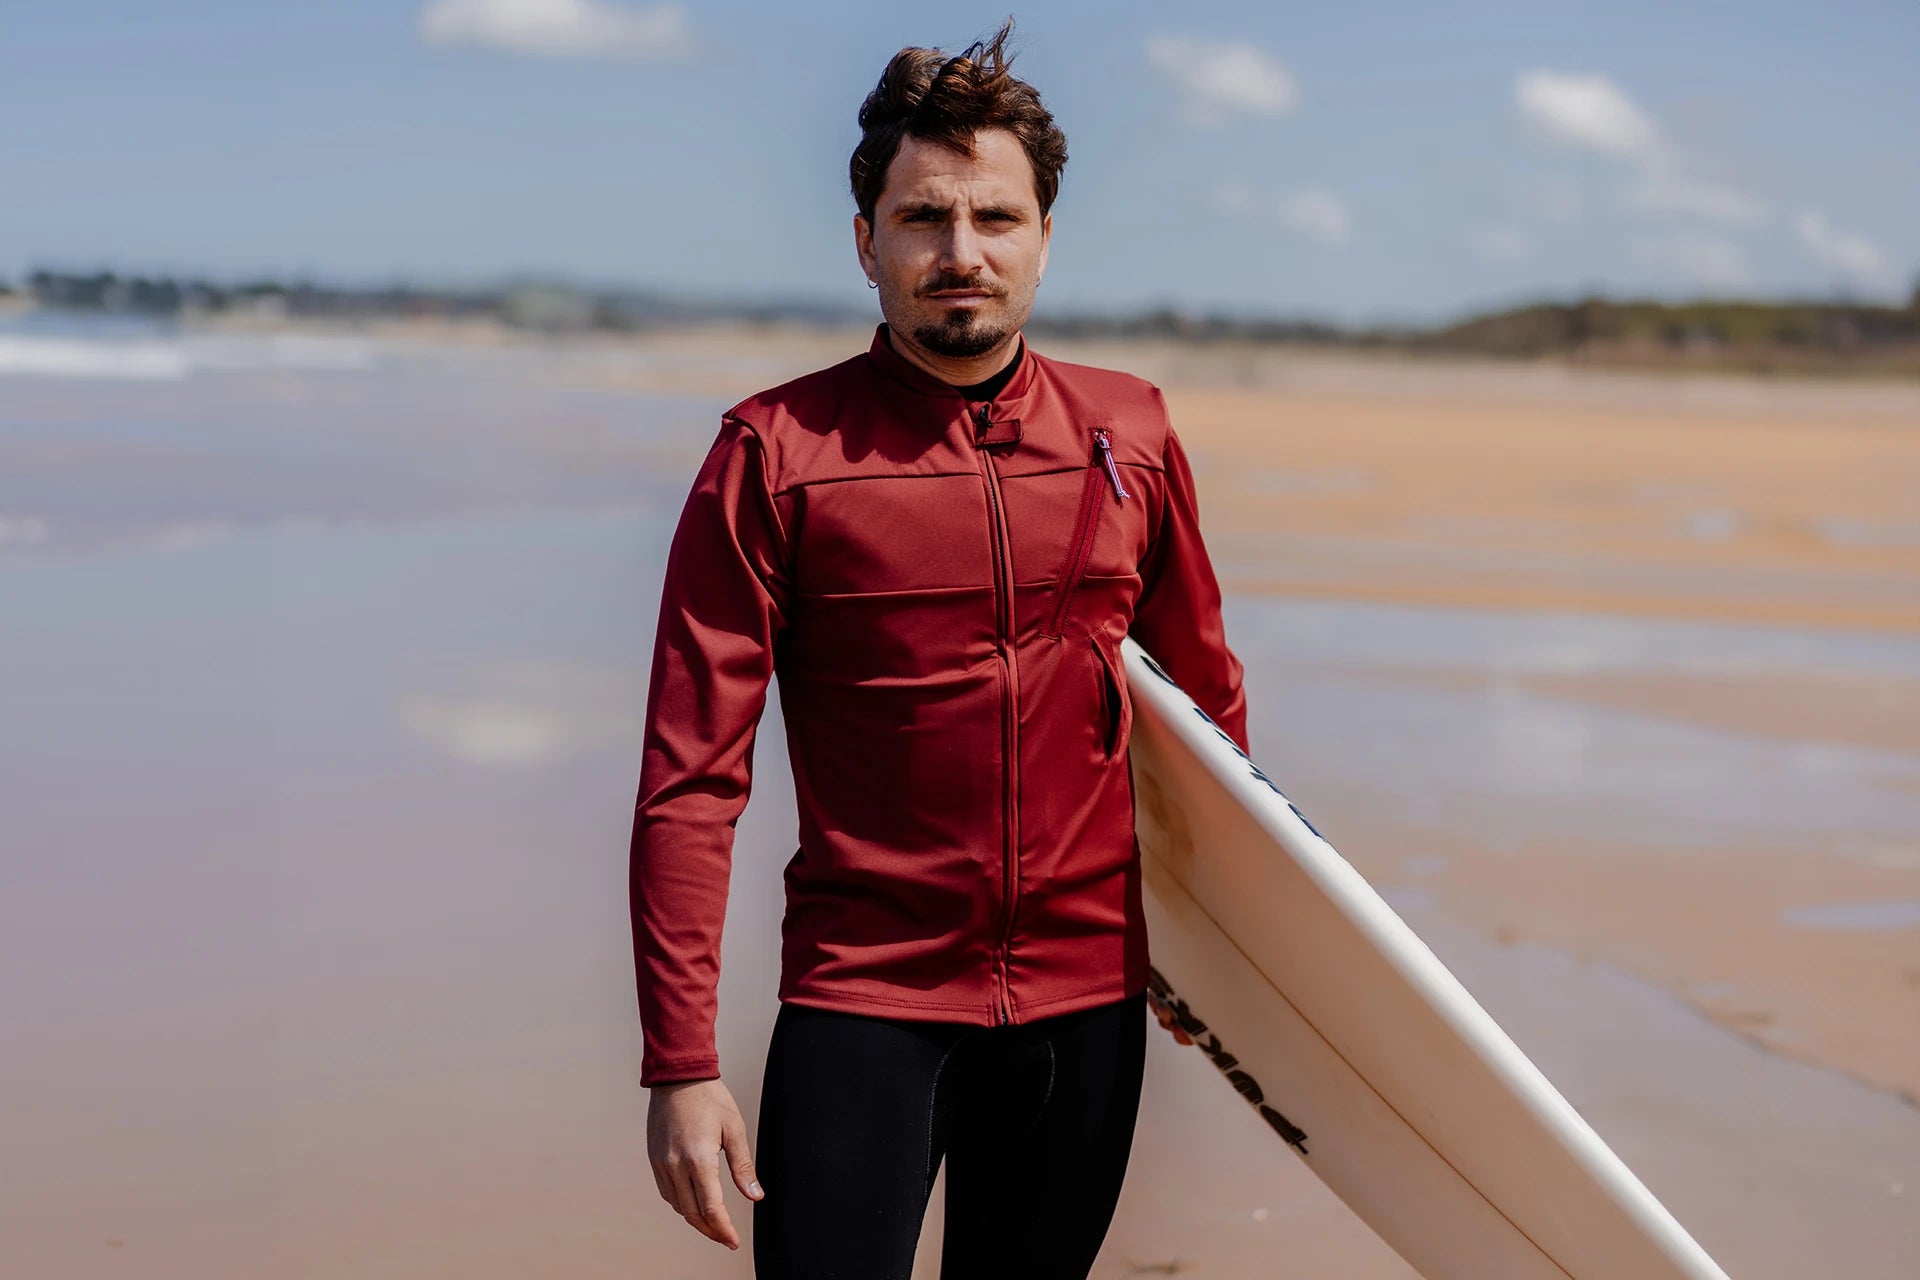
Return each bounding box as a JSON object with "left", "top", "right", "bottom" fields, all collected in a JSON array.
[{"left": 630, "top": 323, "right": 1247, "bottom": 1086}]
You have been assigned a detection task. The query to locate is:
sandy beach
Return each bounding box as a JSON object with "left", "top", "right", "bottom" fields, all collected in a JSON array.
[
  {"left": 2, "top": 316, "right": 1916, "bottom": 1277},
  {"left": 1150, "top": 347, "right": 1920, "bottom": 1111},
  {"left": 570, "top": 318, "right": 1920, "bottom": 1084},
  {"left": 573, "top": 322, "right": 1920, "bottom": 1274}
]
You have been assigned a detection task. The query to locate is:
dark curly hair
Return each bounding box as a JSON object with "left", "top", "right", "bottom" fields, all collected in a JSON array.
[{"left": 849, "top": 17, "right": 1069, "bottom": 225}]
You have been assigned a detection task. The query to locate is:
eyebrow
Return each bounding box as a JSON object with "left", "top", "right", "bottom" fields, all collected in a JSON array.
[{"left": 893, "top": 200, "right": 1026, "bottom": 221}]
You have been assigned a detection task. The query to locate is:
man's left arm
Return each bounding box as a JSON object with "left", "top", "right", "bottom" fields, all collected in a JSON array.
[{"left": 1128, "top": 391, "right": 1250, "bottom": 755}]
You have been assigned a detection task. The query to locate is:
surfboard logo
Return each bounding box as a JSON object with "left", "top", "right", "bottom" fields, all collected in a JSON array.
[{"left": 1147, "top": 964, "right": 1310, "bottom": 1155}]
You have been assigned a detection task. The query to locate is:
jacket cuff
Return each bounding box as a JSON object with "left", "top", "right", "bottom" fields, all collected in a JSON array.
[{"left": 641, "top": 1056, "right": 722, "bottom": 1088}]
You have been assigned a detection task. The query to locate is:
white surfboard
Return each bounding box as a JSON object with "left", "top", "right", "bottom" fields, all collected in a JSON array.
[{"left": 1123, "top": 636, "right": 1730, "bottom": 1280}]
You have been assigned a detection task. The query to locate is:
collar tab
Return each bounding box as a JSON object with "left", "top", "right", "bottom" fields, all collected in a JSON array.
[{"left": 971, "top": 404, "right": 1023, "bottom": 448}]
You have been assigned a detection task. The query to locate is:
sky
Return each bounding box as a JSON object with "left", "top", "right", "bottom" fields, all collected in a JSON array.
[{"left": 3, "top": 0, "right": 1916, "bottom": 324}]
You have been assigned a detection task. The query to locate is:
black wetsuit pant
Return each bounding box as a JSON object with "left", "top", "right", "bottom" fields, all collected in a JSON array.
[{"left": 752, "top": 989, "right": 1148, "bottom": 1279}]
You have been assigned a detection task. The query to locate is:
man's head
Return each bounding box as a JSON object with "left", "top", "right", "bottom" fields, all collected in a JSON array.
[{"left": 850, "top": 19, "right": 1068, "bottom": 362}]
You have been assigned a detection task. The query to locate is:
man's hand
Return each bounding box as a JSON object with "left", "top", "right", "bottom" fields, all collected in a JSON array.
[
  {"left": 1146, "top": 986, "right": 1194, "bottom": 1045},
  {"left": 647, "top": 1077, "right": 763, "bottom": 1250}
]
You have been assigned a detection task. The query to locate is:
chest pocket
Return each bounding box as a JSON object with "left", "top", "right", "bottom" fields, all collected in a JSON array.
[
  {"left": 791, "top": 473, "right": 995, "bottom": 596},
  {"left": 1040, "top": 425, "right": 1131, "bottom": 641}
]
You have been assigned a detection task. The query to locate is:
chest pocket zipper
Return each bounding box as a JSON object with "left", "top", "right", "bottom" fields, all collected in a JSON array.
[{"left": 1042, "top": 426, "right": 1127, "bottom": 641}]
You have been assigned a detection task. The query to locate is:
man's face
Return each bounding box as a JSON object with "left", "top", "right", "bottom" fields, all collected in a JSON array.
[{"left": 855, "top": 128, "right": 1052, "bottom": 359}]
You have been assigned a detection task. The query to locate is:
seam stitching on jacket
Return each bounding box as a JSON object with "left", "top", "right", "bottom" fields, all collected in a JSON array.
[
  {"left": 782, "top": 988, "right": 989, "bottom": 1012},
  {"left": 724, "top": 415, "right": 794, "bottom": 581},
  {"left": 768, "top": 461, "right": 1167, "bottom": 500},
  {"left": 1014, "top": 985, "right": 1132, "bottom": 1011},
  {"left": 788, "top": 572, "right": 1138, "bottom": 602}
]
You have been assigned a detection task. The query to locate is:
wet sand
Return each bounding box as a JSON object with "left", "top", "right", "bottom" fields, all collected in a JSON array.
[{"left": 3, "top": 317, "right": 1917, "bottom": 1277}]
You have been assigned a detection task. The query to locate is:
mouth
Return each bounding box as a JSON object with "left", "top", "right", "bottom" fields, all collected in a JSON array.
[
  {"left": 926, "top": 290, "right": 994, "bottom": 304},
  {"left": 923, "top": 282, "right": 997, "bottom": 297}
]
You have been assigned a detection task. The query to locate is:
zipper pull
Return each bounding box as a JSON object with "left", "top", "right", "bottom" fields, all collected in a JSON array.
[
  {"left": 1093, "top": 427, "right": 1129, "bottom": 502},
  {"left": 976, "top": 403, "right": 992, "bottom": 434}
]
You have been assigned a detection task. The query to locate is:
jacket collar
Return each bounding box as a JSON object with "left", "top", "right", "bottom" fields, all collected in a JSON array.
[{"left": 864, "top": 322, "right": 1037, "bottom": 405}]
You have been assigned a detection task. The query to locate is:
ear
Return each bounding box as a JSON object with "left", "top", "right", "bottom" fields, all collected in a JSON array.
[
  {"left": 1037, "top": 211, "right": 1052, "bottom": 281},
  {"left": 854, "top": 213, "right": 878, "bottom": 285}
]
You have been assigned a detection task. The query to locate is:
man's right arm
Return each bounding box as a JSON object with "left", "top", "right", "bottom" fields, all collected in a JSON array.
[{"left": 630, "top": 414, "right": 790, "bottom": 1088}]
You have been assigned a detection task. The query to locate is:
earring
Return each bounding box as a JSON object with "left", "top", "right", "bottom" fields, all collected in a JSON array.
[{"left": 867, "top": 279, "right": 878, "bottom": 289}]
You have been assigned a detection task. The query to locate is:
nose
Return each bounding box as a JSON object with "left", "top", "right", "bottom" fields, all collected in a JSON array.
[{"left": 938, "top": 217, "right": 988, "bottom": 279}]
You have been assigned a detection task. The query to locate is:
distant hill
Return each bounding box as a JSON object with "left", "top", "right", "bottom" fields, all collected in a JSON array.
[
  {"left": 12, "top": 268, "right": 1920, "bottom": 377},
  {"left": 1412, "top": 296, "right": 1920, "bottom": 376}
]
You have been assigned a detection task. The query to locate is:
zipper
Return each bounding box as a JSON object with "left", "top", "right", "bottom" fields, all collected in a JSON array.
[
  {"left": 1094, "top": 425, "right": 1129, "bottom": 501},
  {"left": 975, "top": 402, "right": 1020, "bottom": 1026},
  {"left": 1089, "top": 631, "right": 1132, "bottom": 762},
  {"left": 1041, "top": 426, "right": 1126, "bottom": 641},
  {"left": 1092, "top": 633, "right": 1118, "bottom": 760}
]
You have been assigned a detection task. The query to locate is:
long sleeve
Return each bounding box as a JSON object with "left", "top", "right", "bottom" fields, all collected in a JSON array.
[
  {"left": 630, "top": 415, "right": 791, "bottom": 1087},
  {"left": 1129, "top": 405, "right": 1250, "bottom": 756}
]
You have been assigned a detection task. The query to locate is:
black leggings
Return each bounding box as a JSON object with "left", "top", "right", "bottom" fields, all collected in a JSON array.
[{"left": 752, "top": 990, "right": 1148, "bottom": 1279}]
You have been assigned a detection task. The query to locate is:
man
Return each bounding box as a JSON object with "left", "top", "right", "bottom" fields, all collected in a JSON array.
[{"left": 631, "top": 20, "right": 1247, "bottom": 1277}]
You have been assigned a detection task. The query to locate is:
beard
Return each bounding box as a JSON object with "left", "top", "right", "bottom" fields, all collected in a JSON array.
[{"left": 912, "top": 307, "right": 1010, "bottom": 359}]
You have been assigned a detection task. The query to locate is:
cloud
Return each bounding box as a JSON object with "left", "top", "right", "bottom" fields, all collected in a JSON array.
[
  {"left": 1214, "top": 181, "right": 1350, "bottom": 244},
  {"left": 1793, "top": 211, "right": 1902, "bottom": 297},
  {"left": 1470, "top": 226, "right": 1532, "bottom": 263},
  {"left": 1515, "top": 70, "right": 1765, "bottom": 226},
  {"left": 419, "top": 0, "right": 693, "bottom": 61},
  {"left": 1630, "top": 234, "right": 1754, "bottom": 290},
  {"left": 1516, "top": 71, "right": 1660, "bottom": 161},
  {"left": 1147, "top": 36, "right": 1298, "bottom": 126}
]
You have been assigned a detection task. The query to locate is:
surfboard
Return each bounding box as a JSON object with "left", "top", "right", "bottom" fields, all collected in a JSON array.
[{"left": 1123, "top": 635, "right": 1730, "bottom": 1280}]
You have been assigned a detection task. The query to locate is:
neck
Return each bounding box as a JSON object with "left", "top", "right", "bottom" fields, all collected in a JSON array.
[{"left": 886, "top": 326, "right": 1022, "bottom": 387}]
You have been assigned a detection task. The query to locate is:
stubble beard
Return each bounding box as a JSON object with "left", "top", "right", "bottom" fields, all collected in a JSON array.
[{"left": 912, "top": 306, "right": 1010, "bottom": 359}]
